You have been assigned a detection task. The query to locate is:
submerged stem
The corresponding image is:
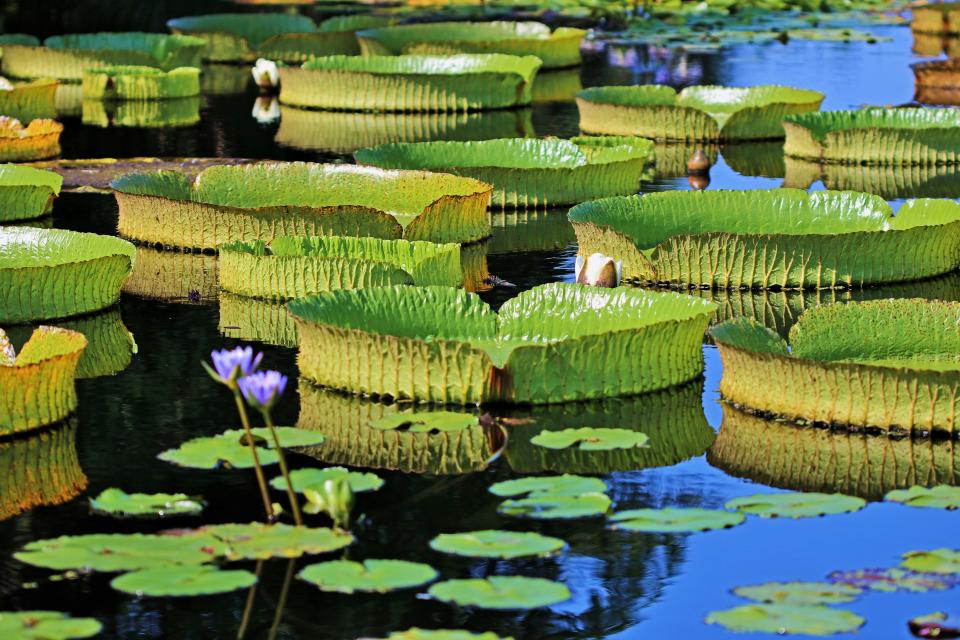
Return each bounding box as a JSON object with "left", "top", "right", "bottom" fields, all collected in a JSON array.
[
  {"left": 233, "top": 389, "right": 275, "bottom": 522},
  {"left": 267, "top": 559, "right": 296, "bottom": 640},
  {"left": 262, "top": 410, "right": 303, "bottom": 526},
  {"left": 236, "top": 559, "right": 265, "bottom": 640}
]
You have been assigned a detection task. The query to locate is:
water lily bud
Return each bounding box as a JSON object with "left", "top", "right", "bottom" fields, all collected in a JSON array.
[
  {"left": 251, "top": 96, "right": 280, "bottom": 124},
  {"left": 252, "top": 58, "right": 279, "bottom": 91},
  {"left": 687, "top": 148, "right": 710, "bottom": 174},
  {"left": 0, "top": 77, "right": 13, "bottom": 91},
  {"left": 575, "top": 253, "right": 622, "bottom": 288}
]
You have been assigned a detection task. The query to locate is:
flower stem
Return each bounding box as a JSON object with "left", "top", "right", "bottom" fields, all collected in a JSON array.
[
  {"left": 233, "top": 389, "right": 274, "bottom": 522},
  {"left": 262, "top": 410, "right": 303, "bottom": 526}
]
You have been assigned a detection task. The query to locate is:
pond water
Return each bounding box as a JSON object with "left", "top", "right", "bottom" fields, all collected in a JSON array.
[{"left": 1, "top": 3, "right": 959, "bottom": 639}]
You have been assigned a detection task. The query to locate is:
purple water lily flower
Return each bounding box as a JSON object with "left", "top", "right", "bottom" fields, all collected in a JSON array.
[
  {"left": 207, "top": 346, "right": 263, "bottom": 385},
  {"left": 238, "top": 370, "right": 288, "bottom": 410}
]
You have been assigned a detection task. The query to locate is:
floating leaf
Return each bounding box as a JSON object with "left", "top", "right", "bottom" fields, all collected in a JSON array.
[
  {"left": 908, "top": 612, "right": 960, "bottom": 639},
  {"left": 705, "top": 604, "right": 865, "bottom": 635},
  {"left": 902, "top": 549, "right": 960, "bottom": 575},
  {"left": 429, "top": 530, "right": 566, "bottom": 559},
  {"left": 14, "top": 533, "right": 220, "bottom": 572},
  {"left": 371, "top": 412, "right": 478, "bottom": 433},
  {"left": 111, "top": 565, "right": 256, "bottom": 597},
  {"left": 733, "top": 581, "right": 862, "bottom": 605},
  {"left": 271, "top": 467, "right": 383, "bottom": 494},
  {"left": 608, "top": 507, "right": 745, "bottom": 532},
  {"left": 829, "top": 568, "right": 959, "bottom": 593},
  {"left": 530, "top": 427, "right": 649, "bottom": 451},
  {"left": 89, "top": 488, "right": 204, "bottom": 518},
  {"left": 498, "top": 493, "right": 611, "bottom": 520},
  {"left": 374, "top": 630, "right": 512, "bottom": 640},
  {"left": 157, "top": 427, "right": 324, "bottom": 469},
  {"left": 428, "top": 576, "right": 571, "bottom": 610},
  {"left": 298, "top": 559, "right": 437, "bottom": 594},
  {"left": 886, "top": 485, "right": 960, "bottom": 510},
  {"left": 489, "top": 474, "right": 607, "bottom": 498},
  {"left": 193, "top": 523, "right": 353, "bottom": 561},
  {"left": 725, "top": 492, "right": 866, "bottom": 519},
  {"left": 0, "top": 611, "right": 102, "bottom": 639}
]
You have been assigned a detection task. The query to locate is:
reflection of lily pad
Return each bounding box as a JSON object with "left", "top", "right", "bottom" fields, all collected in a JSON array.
[
  {"left": 902, "top": 549, "right": 960, "bottom": 574},
  {"left": 0, "top": 611, "right": 102, "bottom": 639},
  {"left": 374, "top": 629, "right": 512, "bottom": 640},
  {"left": 733, "top": 581, "right": 862, "bottom": 605},
  {"left": 706, "top": 604, "right": 865, "bottom": 635},
  {"left": 372, "top": 412, "right": 478, "bottom": 433},
  {"left": 489, "top": 474, "right": 606, "bottom": 497},
  {"left": 609, "top": 507, "right": 744, "bottom": 532},
  {"left": 726, "top": 491, "right": 866, "bottom": 519},
  {"left": 270, "top": 467, "right": 383, "bottom": 494},
  {"left": 218, "top": 293, "right": 297, "bottom": 347},
  {"left": 158, "top": 427, "right": 325, "bottom": 469},
  {"left": 429, "top": 530, "right": 566, "bottom": 559},
  {"left": 192, "top": 523, "right": 353, "bottom": 560},
  {"left": 15, "top": 533, "right": 219, "bottom": 572},
  {"left": 530, "top": 427, "right": 649, "bottom": 451},
  {"left": 498, "top": 493, "right": 611, "bottom": 520},
  {"left": 124, "top": 247, "right": 219, "bottom": 304},
  {"left": 428, "top": 576, "right": 571, "bottom": 610},
  {"left": 886, "top": 485, "right": 960, "bottom": 510},
  {"left": 299, "top": 559, "right": 437, "bottom": 593},
  {"left": 829, "top": 567, "right": 959, "bottom": 593},
  {"left": 111, "top": 565, "right": 256, "bottom": 597},
  {"left": 90, "top": 488, "right": 204, "bottom": 518}
]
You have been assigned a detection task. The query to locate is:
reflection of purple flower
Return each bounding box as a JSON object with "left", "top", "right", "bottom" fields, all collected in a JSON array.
[
  {"left": 210, "top": 346, "right": 263, "bottom": 383},
  {"left": 238, "top": 370, "right": 288, "bottom": 410}
]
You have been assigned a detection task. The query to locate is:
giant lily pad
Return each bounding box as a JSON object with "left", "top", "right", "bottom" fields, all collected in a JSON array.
[
  {"left": 530, "top": 427, "right": 649, "bottom": 451},
  {"left": 569, "top": 190, "right": 960, "bottom": 287},
  {"left": 356, "top": 21, "right": 584, "bottom": 69},
  {"left": 289, "top": 283, "right": 715, "bottom": 405},
  {"left": 784, "top": 109, "right": 960, "bottom": 165},
  {"left": 82, "top": 65, "right": 200, "bottom": 100},
  {"left": 733, "top": 581, "right": 862, "bottom": 605},
  {"left": 158, "top": 426, "right": 325, "bottom": 469},
  {"left": 489, "top": 474, "right": 607, "bottom": 497},
  {"left": 0, "top": 78, "right": 58, "bottom": 122},
  {"left": 0, "top": 33, "right": 206, "bottom": 81},
  {"left": 269, "top": 467, "right": 384, "bottom": 494},
  {"left": 0, "top": 117, "right": 62, "bottom": 162},
  {"left": 428, "top": 576, "right": 570, "bottom": 610},
  {"left": 902, "top": 549, "right": 960, "bottom": 574},
  {"left": 111, "top": 162, "right": 493, "bottom": 249},
  {"left": 725, "top": 491, "right": 866, "bottom": 519},
  {"left": 355, "top": 136, "right": 653, "bottom": 209},
  {"left": 609, "top": 507, "right": 744, "bottom": 532},
  {"left": 430, "top": 530, "right": 566, "bottom": 559},
  {"left": 576, "top": 84, "right": 823, "bottom": 141},
  {"left": 370, "top": 631, "right": 511, "bottom": 640},
  {"left": 711, "top": 299, "right": 960, "bottom": 433},
  {"left": 15, "top": 532, "right": 220, "bottom": 572},
  {"left": 0, "top": 227, "right": 135, "bottom": 323},
  {"left": 279, "top": 54, "right": 541, "bottom": 112},
  {"left": 110, "top": 565, "right": 256, "bottom": 597},
  {"left": 498, "top": 493, "right": 612, "bottom": 520},
  {"left": 298, "top": 559, "right": 437, "bottom": 593},
  {"left": 188, "top": 522, "right": 353, "bottom": 560},
  {"left": 913, "top": 4, "right": 960, "bottom": 34},
  {"left": 218, "top": 236, "right": 463, "bottom": 301},
  {"left": 886, "top": 485, "right": 960, "bottom": 510},
  {"left": 89, "top": 488, "right": 204, "bottom": 518},
  {"left": 829, "top": 567, "right": 959, "bottom": 593},
  {"left": 0, "top": 611, "right": 102, "bottom": 639},
  {"left": 705, "top": 604, "right": 865, "bottom": 635},
  {"left": 0, "top": 326, "right": 86, "bottom": 434}
]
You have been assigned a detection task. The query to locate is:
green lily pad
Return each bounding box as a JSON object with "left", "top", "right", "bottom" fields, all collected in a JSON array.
[
  {"left": 193, "top": 523, "right": 353, "bottom": 561},
  {"left": 706, "top": 604, "right": 865, "bottom": 635},
  {"left": 270, "top": 467, "right": 383, "bottom": 494},
  {"left": 428, "top": 576, "right": 571, "bottom": 610},
  {"left": 157, "top": 427, "right": 325, "bottom": 469},
  {"left": 902, "top": 549, "right": 960, "bottom": 575},
  {"left": 908, "top": 612, "right": 960, "bottom": 639},
  {"left": 371, "top": 412, "right": 479, "bottom": 433},
  {"left": 725, "top": 492, "right": 866, "bottom": 519},
  {"left": 14, "top": 533, "right": 220, "bottom": 572},
  {"left": 498, "top": 493, "right": 611, "bottom": 520},
  {"left": 733, "top": 581, "right": 862, "bottom": 605},
  {"left": 89, "top": 488, "right": 204, "bottom": 518},
  {"left": 530, "top": 427, "right": 649, "bottom": 451},
  {"left": 0, "top": 611, "right": 102, "bottom": 639},
  {"left": 298, "top": 559, "right": 437, "bottom": 594},
  {"left": 110, "top": 564, "right": 256, "bottom": 597},
  {"left": 829, "top": 568, "right": 959, "bottom": 593},
  {"left": 886, "top": 485, "right": 960, "bottom": 510},
  {"left": 488, "top": 474, "right": 607, "bottom": 498},
  {"left": 373, "top": 630, "right": 512, "bottom": 640},
  {"left": 429, "top": 530, "right": 566, "bottom": 559},
  {"left": 608, "top": 507, "right": 745, "bottom": 532}
]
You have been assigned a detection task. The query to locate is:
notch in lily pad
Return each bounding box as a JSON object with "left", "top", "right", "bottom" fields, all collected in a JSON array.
[
  {"left": 885, "top": 485, "right": 960, "bottom": 510},
  {"left": 299, "top": 559, "right": 437, "bottom": 594},
  {"left": 157, "top": 426, "right": 325, "bottom": 469},
  {"left": 429, "top": 530, "right": 566, "bottom": 559},
  {"left": 733, "top": 581, "right": 862, "bottom": 605},
  {"left": 608, "top": 507, "right": 744, "bottom": 533},
  {"left": 0, "top": 611, "right": 102, "bottom": 639},
  {"left": 725, "top": 491, "right": 866, "bottom": 519},
  {"left": 110, "top": 564, "right": 256, "bottom": 597},
  {"left": 706, "top": 604, "right": 865, "bottom": 636},
  {"left": 371, "top": 412, "right": 479, "bottom": 434},
  {"left": 90, "top": 488, "right": 204, "bottom": 518},
  {"left": 829, "top": 568, "right": 959, "bottom": 593},
  {"left": 428, "top": 576, "right": 571, "bottom": 610},
  {"left": 530, "top": 427, "right": 649, "bottom": 451}
]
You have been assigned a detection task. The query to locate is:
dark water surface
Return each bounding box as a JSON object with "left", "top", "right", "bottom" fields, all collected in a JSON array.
[{"left": 2, "top": 3, "right": 959, "bottom": 638}]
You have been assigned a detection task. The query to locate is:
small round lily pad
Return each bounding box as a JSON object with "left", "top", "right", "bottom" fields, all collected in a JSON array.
[
  {"left": 429, "top": 530, "right": 566, "bottom": 559},
  {"left": 886, "top": 485, "right": 960, "bottom": 510},
  {"left": 529, "top": 427, "right": 649, "bottom": 451},
  {"left": 705, "top": 603, "right": 865, "bottom": 635},
  {"left": 299, "top": 559, "right": 437, "bottom": 594},
  {"left": 157, "top": 427, "right": 325, "bottom": 469},
  {"left": 829, "top": 567, "right": 959, "bottom": 593},
  {"left": 428, "top": 576, "right": 571, "bottom": 610},
  {"left": 373, "top": 630, "right": 512, "bottom": 640},
  {"left": 111, "top": 564, "right": 257, "bottom": 597},
  {"left": 192, "top": 523, "right": 354, "bottom": 561},
  {"left": 489, "top": 474, "right": 607, "bottom": 498},
  {"left": 271, "top": 467, "right": 383, "bottom": 494},
  {"left": 14, "top": 533, "right": 220, "bottom": 572},
  {"left": 908, "top": 612, "right": 960, "bottom": 639},
  {"left": 498, "top": 493, "right": 611, "bottom": 520},
  {"left": 902, "top": 549, "right": 960, "bottom": 575},
  {"left": 90, "top": 488, "right": 204, "bottom": 518},
  {"left": 725, "top": 492, "right": 866, "bottom": 519},
  {"left": 608, "top": 508, "right": 745, "bottom": 533},
  {"left": 733, "top": 581, "right": 862, "bottom": 605},
  {"left": 371, "top": 412, "right": 479, "bottom": 433},
  {"left": 0, "top": 611, "right": 102, "bottom": 639}
]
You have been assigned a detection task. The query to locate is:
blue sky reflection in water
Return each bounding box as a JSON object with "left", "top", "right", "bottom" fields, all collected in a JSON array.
[{"left": 0, "top": 4, "right": 957, "bottom": 639}]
